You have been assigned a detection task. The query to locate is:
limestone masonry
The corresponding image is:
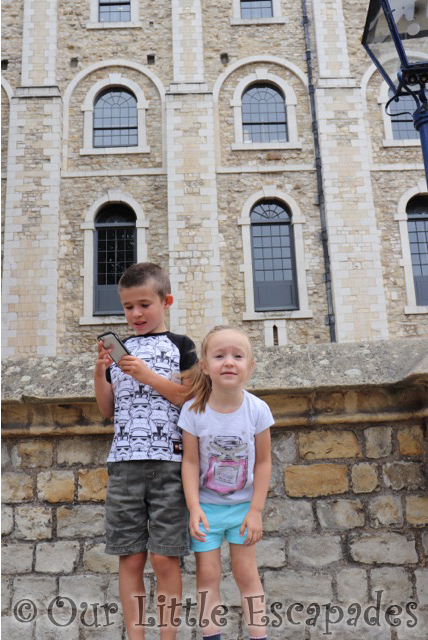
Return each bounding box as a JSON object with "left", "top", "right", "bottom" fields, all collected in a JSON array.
[{"left": 1, "top": 0, "right": 428, "bottom": 639}]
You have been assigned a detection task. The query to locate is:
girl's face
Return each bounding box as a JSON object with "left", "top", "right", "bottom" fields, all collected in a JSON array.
[{"left": 201, "top": 329, "right": 254, "bottom": 391}]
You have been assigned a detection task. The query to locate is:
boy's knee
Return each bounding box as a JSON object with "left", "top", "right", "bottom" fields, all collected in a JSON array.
[
  {"left": 120, "top": 552, "right": 147, "bottom": 574},
  {"left": 150, "top": 553, "right": 179, "bottom": 577}
]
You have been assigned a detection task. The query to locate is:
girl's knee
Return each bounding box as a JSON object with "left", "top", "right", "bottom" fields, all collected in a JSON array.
[{"left": 231, "top": 556, "right": 259, "bottom": 588}]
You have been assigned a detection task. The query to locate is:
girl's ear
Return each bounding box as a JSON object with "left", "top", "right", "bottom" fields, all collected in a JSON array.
[
  {"left": 200, "top": 358, "right": 209, "bottom": 376},
  {"left": 248, "top": 358, "right": 255, "bottom": 378}
]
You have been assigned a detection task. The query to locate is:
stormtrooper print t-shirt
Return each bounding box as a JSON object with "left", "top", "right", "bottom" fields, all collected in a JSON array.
[
  {"left": 106, "top": 332, "right": 197, "bottom": 462},
  {"left": 178, "top": 390, "right": 274, "bottom": 504}
]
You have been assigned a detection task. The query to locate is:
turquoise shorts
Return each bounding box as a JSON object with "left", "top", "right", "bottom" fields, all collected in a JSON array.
[{"left": 190, "top": 502, "right": 250, "bottom": 552}]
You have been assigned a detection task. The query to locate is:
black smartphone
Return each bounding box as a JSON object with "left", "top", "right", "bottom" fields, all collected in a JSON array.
[{"left": 97, "top": 331, "right": 131, "bottom": 364}]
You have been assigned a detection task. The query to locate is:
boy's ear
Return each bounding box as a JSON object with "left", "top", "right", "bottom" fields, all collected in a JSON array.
[{"left": 163, "top": 294, "right": 174, "bottom": 309}]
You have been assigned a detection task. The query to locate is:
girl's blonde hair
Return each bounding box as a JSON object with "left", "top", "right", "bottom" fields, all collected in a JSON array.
[{"left": 181, "top": 325, "right": 254, "bottom": 413}]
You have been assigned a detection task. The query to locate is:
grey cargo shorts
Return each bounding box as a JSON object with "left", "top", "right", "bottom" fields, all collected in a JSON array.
[{"left": 105, "top": 460, "right": 189, "bottom": 556}]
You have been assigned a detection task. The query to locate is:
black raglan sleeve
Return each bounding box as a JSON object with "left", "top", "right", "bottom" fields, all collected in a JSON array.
[{"left": 168, "top": 333, "right": 198, "bottom": 371}]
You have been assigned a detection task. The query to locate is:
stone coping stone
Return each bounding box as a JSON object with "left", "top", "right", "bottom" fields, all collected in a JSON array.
[{"left": 1, "top": 338, "right": 428, "bottom": 403}]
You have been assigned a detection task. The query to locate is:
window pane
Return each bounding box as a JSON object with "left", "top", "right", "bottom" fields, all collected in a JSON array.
[
  {"left": 250, "top": 200, "right": 298, "bottom": 310},
  {"left": 242, "top": 84, "right": 287, "bottom": 143},
  {"left": 406, "top": 195, "right": 428, "bottom": 305},
  {"left": 240, "top": 0, "right": 273, "bottom": 19},
  {"left": 99, "top": 1, "right": 131, "bottom": 22},
  {"left": 388, "top": 89, "right": 427, "bottom": 140},
  {"left": 93, "top": 89, "right": 138, "bottom": 148}
]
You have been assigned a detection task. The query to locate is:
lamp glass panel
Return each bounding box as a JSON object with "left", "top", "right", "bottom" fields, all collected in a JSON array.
[
  {"left": 363, "top": 0, "right": 404, "bottom": 89},
  {"left": 390, "top": 0, "right": 428, "bottom": 59}
]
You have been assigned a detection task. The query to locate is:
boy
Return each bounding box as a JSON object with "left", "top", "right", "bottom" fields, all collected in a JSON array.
[{"left": 94, "top": 262, "right": 197, "bottom": 640}]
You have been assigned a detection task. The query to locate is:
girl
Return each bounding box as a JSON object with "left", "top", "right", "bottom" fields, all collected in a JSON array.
[{"left": 179, "top": 326, "right": 273, "bottom": 640}]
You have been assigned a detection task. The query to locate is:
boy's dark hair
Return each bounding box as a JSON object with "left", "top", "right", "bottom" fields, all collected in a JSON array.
[{"left": 118, "top": 262, "right": 171, "bottom": 300}]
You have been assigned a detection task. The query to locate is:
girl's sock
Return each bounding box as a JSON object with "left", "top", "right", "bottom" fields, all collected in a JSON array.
[
  {"left": 249, "top": 636, "right": 267, "bottom": 640},
  {"left": 202, "top": 634, "right": 221, "bottom": 640}
]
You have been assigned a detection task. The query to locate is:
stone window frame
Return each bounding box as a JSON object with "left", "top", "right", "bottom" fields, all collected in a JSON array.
[
  {"left": 79, "top": 191, "right": 149, "bottom": 325},
  {"left": 396, "top": 182, "right": 428, "bottom": 315},
  {"left": 378, "top": 81, "right": 421, "bottom": 148},
  {"left": 230, "top": 69, "right": 302, "bottom": 151},
  {"left": 87, "top": 0, "right": 141, "bottom": 29},
  {"left": 80, "top": 74, "right": 150, "bottom": 156},
  {"left": 239, "top": 187, "right": 313, "bottom": 334},
  {"left": 231, "top": 0, "right": 286, "bottom": 25}
]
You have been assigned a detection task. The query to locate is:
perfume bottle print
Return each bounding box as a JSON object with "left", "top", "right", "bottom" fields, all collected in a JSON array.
[{"left": 204, "top": 436, "right": 248, "bottom": 495}]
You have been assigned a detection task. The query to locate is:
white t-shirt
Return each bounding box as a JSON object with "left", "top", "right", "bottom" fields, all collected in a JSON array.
[{"left": 178, "top": 390, "right": 274, "bottom": 505}]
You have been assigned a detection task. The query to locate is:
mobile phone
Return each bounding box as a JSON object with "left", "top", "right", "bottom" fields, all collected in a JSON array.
[{"left": 97, "top": 331, "right": 131, "bottom": 364}]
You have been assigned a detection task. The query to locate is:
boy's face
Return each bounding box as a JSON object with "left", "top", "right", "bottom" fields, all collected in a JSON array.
[{"left": 119, "top": 282, "right": 173, "bottom": 335}]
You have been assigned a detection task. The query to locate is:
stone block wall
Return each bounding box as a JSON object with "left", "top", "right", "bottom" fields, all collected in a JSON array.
[{"left": 2, "top": 398, "right": 427, "bottom": 640}]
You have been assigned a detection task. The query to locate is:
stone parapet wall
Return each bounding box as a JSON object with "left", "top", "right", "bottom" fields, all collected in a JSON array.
[{"left": 2, "top": 381, "right": 427, "bottom": 640}]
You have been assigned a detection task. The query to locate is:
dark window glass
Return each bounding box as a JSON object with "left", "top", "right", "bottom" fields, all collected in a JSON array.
[
  {"left": 93, "top": 89, "right": 138, "bottom": 148},
  {"left": 240, "top": 0, "right": 273, "bottom": 19},
  {"left": 388, "top": 89, "right": 428, "bottom": 140},
  {"left": 242, "top": 84, "right": 287, "bottom": 143},
  {"left": 251, "top": 200, "right": 298, "bottom": 310},
  {"left": 407, "top": 195, "right": 428, "bottom": 305},
  {"left": 99, "top": 0, "right": 131, "bottom": 22},
  {"left": 94, "top": 204, "right": 136, "bottom": 315}
]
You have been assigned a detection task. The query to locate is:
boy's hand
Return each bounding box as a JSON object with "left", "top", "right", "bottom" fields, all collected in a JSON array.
[
  {"left": 240, "top": 508, "right": 263, "bottom": 546},
  {"left": 189, "top": 505, "right": 209, "bottom": 542},
  {"left": 94, "top": 341, "right": 113, "bottom": 377},
  {"left": 118, "top": 355, "right": 153, "bottom": 385}
]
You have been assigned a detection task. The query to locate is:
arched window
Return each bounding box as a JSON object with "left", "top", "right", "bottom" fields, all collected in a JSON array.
[
  {"left": 99, "top": 0, "right": 131, "bottom": 22},
  {"left": 251, "top": 200, "right": 298, "bottom": 311},
  {"left": 242, "top": 84, "right": 287, "bottom": 143},
  {"left": 94, "top": 204, "right": 137, "bottom": 315},
  {"left": 240, "top": 0, "right": 273, "bottom": 19},
  {"left": 93, "top": 89, "right": 138, "bottom": 148},
  {"left": 407, "top": 195, "right": 428, "bottom": 305}
]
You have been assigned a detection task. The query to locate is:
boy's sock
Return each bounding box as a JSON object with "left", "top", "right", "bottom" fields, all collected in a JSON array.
[{"left": 202, "top": 634, "right": 221, "bottom": 640}]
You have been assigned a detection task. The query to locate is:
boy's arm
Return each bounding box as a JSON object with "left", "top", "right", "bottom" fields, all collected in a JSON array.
[
  {"left": 240, "top": 427, "right": 272, "bottom": 545},
  {"left": 117, "top": 356, "right": 189, "bottom": 406},
  {"left": 181, "top": 430, "right": 209, "bottom": 541},
  {"left": 94, "top": 342, "right": 115, "bottom": 419}
]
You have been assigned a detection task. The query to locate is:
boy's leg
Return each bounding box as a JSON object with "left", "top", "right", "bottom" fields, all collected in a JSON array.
[
  {"left": 119, "top": 551, "right": 148, "bottom": 640},
  {"left": 229, "top": 544, "right": 266, "bottom": 639},
  {"left": 150, "top": 553, "right": 182, "bottom": 640},
  {"left": 195, "top": 548, "right": 222, "bottom": 638}
]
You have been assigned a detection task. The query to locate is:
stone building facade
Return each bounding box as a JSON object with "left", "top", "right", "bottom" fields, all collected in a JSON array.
[
  {"left": 1, "top": 0, "right": 428, "bottom": 639},
  {"left": 2, "top": 0, "right": 428, "bottom": 354}
]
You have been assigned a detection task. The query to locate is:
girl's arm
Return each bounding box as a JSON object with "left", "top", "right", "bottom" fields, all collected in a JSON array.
[
  {"left": 240, "top": 427, "right": 272, "bottom": 545},
  {"left": 117, "top": 356, "right": 189, "bottom": 407},
  {"left": 181, "top": 430, "right": 209, "bottom": 541}
]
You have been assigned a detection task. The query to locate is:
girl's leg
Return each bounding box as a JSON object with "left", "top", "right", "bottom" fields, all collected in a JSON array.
[
  {"left": 150, "top": 553, "right": 182, "bottom": 640},
  {"left": 230, "top": 544, "right": 267, "bottom": 639},
  {"left": 119, "top": 551, "right": 147, "bottom": 640},
  {"left": 195, "top": 549, "right": 222, "bottom": 638}
]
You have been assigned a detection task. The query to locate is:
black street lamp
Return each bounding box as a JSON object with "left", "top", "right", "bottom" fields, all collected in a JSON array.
[{"left": 362, "top": 0, "right": 428, "bottom": 184}]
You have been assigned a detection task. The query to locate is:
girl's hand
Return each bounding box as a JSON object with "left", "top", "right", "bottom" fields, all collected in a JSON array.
[
  {"left": 189, "top": 505, "right": 209, "bottom": 542},
  {"left": 240, "top": 508, "right": 263, "bottom": 546},
  {"left": 94, "top": 341, "right": 113, "bottom": 377},
  {"left": 118, "top": 355, "right": 152, "bottom": 384}
]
